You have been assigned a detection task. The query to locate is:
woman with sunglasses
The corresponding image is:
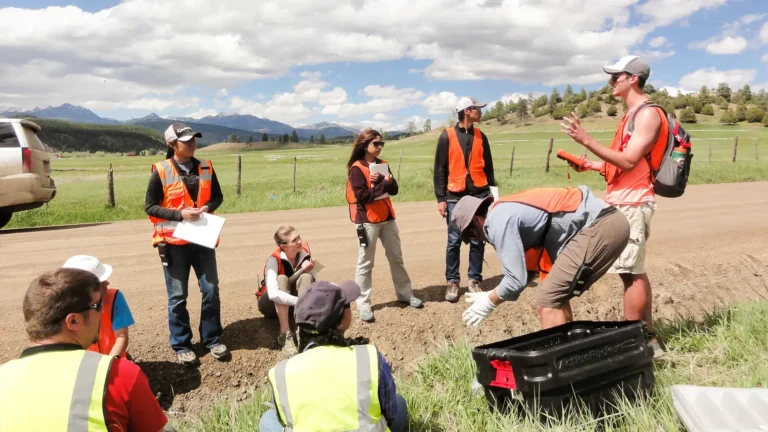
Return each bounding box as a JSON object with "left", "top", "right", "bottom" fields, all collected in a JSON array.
[
  {"left": 144, "top": 122, "right": 228, "bottom": 367},
  {"left": 256, "top": 225, "right": 317, "bottom": 357},
  {"left": 345, "top": 130, "right": 423, "bottom": 322}
]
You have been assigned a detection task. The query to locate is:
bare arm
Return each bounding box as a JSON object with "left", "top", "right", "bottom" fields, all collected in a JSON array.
[
  {"left": 562, "top": 109, "right": 660, "bottom": 172},
  {"left": 108, "top": 328, "right": 129, "bottom": 358}
]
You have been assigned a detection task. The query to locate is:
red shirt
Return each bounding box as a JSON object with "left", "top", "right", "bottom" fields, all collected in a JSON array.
[{"left": 106, "top": 357, "right": 168, "bottom": 432}]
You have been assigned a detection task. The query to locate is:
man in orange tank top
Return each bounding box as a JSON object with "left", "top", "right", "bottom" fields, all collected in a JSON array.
[{"left": 560, "top": 56, "right": 664, "bottom": 357}]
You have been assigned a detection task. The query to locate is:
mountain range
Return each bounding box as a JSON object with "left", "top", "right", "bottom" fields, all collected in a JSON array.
[{"left": 1, "top": 104, "right": 369, "bottom": 141}]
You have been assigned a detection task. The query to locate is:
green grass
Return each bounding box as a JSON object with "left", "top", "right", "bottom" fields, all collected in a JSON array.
[
  {"left": 175, "top": 300, "right": 768, "bottom": 431},
  {"left": 7, "top": 119, "right": 768, "bottom": 228}
]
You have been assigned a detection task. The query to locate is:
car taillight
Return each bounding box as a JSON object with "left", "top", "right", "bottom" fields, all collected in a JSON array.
[{"left": 22, "top": 148, "right": 33, "bottom": 173}]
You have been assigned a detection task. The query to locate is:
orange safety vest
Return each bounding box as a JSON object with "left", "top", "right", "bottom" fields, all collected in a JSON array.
[
  {"left": 148, "top": 159, "right": 217, "bottom": 246},
  {"left": 446, "top": 127, "right": 488, "bottom": 193},
  {"left": 490, "top": 187, "right": 584, "bottom": 282},
  {"left": 87, "top": 289, "right": 126, "bottom": 359},
  {"left": 605, "top": 105, "right": 669, "bottom": 185},
  {"left": 256, "top": 243, "right": 312, "bottom": 298},
  {"left": 345, "top": 160, "right": 396, "bottom": 224}
]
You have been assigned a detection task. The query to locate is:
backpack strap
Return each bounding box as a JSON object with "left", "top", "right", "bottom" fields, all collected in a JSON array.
[{"left": 626, "top": 101, "right": 664, "bottom": 135}]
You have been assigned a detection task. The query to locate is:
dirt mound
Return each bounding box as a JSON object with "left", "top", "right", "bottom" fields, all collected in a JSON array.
[{"left": 0, "top": 182, "right": 766, "bottom": 418}]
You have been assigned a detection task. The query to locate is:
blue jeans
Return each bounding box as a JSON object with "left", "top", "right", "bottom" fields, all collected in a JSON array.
[
  {"left": 446, "top": 201, "right": 485, "bottom": 282},
  {"left": 258, "top": 393, "right": 408, "bottom": 431},
  {"left": 162, "top": 243, "right": 223, "bottom": 352}
]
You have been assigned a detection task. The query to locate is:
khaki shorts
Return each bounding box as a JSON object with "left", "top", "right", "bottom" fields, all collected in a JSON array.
[
  {"left": 535, "top": 207, "right": 630, "bottom": 308},
  {"left": 607, "top": 203, "right": 656, "bottom": 275}
]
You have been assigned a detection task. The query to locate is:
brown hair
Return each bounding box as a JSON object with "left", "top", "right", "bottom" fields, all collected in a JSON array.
[
  {"left": 23, "top": 268, "right": 101, "bottom": 341},
  {"left": 346, "top": 129, "right": 382, "bottom": 169},
  {"left": 274, "top": 225, "right": 297, "bottom": 245}
]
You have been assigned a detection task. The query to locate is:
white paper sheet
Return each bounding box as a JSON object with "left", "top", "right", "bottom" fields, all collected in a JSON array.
[
  {"left": 369, "top": 162, "right": 390, "bottom": 200},
  {"left": 490, "top": 186, "right": 499, "bottom": 200},
  {"left": 172, "top": 213, "right": 226, "bottom": 249}
]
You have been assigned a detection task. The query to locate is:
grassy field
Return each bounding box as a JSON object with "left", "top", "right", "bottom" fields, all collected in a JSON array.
[
  {"left": 175, "top": 300, "right": 768, "bottom": 431},
  {"left": 7, "top": 117, "right": 768, "bottom": 228}
]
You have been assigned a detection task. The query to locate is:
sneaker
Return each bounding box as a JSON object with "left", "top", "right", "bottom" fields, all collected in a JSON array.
[
  {"left": 445, "top": 281, "right": 460, "bottom": 303},
  {"left": 468, "top": 279, "right": 483, "bottom": 293},
  {"left": 359, "top": 307, "right": 375, "bottom": 322},
  {"left": 176, "top": 349, "right": 199, "bottom": 367},
  {"left": 209, "top": 343, "right": 230, "bottom": 360},
  {"left": 649, "top": 337, "right": 666, "bottom": 359},
  {"left": 277, "top": 332, "right": 298, "bottom": 357},
  {"left": 400, "top": 297, "right": 424, "bottom": 309}
]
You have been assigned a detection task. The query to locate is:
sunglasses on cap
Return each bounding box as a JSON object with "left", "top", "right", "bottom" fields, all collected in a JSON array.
[{"left": 370, "top": 140, "right": 385, "bottom": 148}]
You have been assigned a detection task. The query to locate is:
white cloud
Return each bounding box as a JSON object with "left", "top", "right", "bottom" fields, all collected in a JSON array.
[
  {"left": 762, "top": 53, "right": 768, "bottom": 63},
  {"left": 659, "top": 86, "right": 695, "bottom": 96},
  {"left": 322, "top": 85, "right": 423, "bottom": 118},
  {"left": 82, "top": 97, "right": 199, "bottom": 111},
  {"left": 0, "top": 0, "right": 734, "bottom": 112},
  {"left": 741, "top": 14, "right": 766, "bottom": 25},
  {"left": 635, "top": 0, "right": 726, "bottom": 26},
  {"left": 634, "top": 49, "right": 676, "bottom": 61},
  {"left": 761, "top": 22, "right": 768, "bottom": 44},
  {"left": 648, "top": 36, "right": 668, "bottom": 48},
  {"left": 373, "top": 113, "right": 390, "bottom": 121},
  {"left": 216, "top": 89, "right": 229, "bottom": 97},
  {"left": 705, "top": 37, "right": 748, "bottom": 55},
  {"left": 422, "top": 92, "right": 458, "bottom": 115},
  {"left": 679, "top": 67, "right": 757, "bottom": 92}
]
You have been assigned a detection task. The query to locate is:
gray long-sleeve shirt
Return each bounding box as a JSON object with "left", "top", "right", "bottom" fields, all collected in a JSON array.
[{"left": 483, "top": 186, "right": 606, "bottom": 301}]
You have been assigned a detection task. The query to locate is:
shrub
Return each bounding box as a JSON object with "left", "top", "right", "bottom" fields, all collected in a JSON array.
[{"left": 679, "top": 108, "right": 697, "bottom": 123}]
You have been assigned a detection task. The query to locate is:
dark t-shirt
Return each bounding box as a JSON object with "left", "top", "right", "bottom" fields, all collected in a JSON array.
[{"left": 144, "top": 157, "right": 223, "bottom": 221}]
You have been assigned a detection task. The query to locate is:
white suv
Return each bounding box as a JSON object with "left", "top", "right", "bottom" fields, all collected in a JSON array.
[{"left": 0, "top": 118, "right": 57, "bottom": 229}]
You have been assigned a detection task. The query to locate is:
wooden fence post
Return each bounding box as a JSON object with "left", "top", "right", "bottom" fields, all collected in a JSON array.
[
  {"left": 397, "top": 149, "right": 403, "bottom": 182},
  {"left": 732, "top": 136, "right": 738, "bottom": 162},
  {"left": 545, "top": 138, "right": 554, "bottom": 172},
  {"left": 293, "top": 157, "right": 297, "bottom": 193},
  {"left": 106, "top": 163, "right": 115, "bottom": 208},
  {"left": 236, "top": 155, "right": 242, "bottom": 197},
  {"left": 708, "top": 143, "right": 712, "bottom": 163},
  {"left": 509, "top": 146, "right": 515, "bottom": 175},
  {"left": 755, "top": 139, "right": 759, "bottom": 161}
]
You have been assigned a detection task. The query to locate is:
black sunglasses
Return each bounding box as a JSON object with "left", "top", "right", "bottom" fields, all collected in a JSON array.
[
  {"left": 75, "top": 298, "right": 103, "bottom": 314},
  {"left": 609, "top": 72, "right": 631, "bottom": 83},
  {"left": 370, "top": 140, "right": 385, "bottom": 148}
]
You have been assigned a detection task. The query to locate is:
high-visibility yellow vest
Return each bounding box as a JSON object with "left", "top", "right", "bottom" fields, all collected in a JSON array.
[
  {"left": 0, "top": 348, "right": 113, "bottom": 431},
  {"left": 268, "top": 344, "right": 388, "bottom": 432}
]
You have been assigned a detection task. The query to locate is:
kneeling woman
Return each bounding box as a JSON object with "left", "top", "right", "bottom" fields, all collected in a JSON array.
[
  {"left": 257, "top": 226, "right": 316, "bottom": 356},
  {"left": 345, "top": 130, "right": 422, "bottom": 322}
]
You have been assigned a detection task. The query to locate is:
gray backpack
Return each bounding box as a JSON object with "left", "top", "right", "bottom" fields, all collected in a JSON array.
[{"left": 627, "top": 103, "right": 693, "bottom": 198}]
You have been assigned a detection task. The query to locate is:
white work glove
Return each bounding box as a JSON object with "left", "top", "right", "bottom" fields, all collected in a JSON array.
[{"left": 462, "top": 291, "right": 496, "bottom": 327}]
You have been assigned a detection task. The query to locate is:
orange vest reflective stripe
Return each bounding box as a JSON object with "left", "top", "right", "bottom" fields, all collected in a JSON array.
[
  {"left": 605, "top": 106, "right": 668, "bottom": 184},
  {"left": 491, "top": 187, "right": 583, "bottom": 282},
  {"left": 87, "top": 289, "right": 125, "bottom": 359},
  {"left": 345, "top": 160, "right": 396, "bottom": 224},
  {"left": 446, "top": 127, "right": 488, "bottom": 193},
  {"left": 256, "top": 243, "right": 312, "bottom": 297},
  {"left": 148, "top": 159, "right": 217, "bottom": 246}
]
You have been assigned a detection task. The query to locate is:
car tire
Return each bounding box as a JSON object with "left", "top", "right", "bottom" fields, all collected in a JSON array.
[{"left": 0, "top": 213, "right": 12, "bottom": 229}]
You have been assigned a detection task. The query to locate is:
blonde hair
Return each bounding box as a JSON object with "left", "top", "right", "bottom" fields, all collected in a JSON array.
[{"left": 274, "top": 226, "right": 297, "bottom": 245}]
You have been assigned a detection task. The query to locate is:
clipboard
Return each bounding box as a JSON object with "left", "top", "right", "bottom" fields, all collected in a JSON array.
[{"left": 172, "top": 213, "right": 225, "bottom": 249}]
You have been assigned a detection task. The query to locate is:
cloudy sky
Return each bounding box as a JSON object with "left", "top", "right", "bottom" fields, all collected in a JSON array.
[{"left": 1, "top": 0, "right": 766, "bottom": 130}]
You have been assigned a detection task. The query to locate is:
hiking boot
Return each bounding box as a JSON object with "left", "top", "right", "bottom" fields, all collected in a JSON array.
[
  {"left": 468, "top": 279, "right": 483, "bottom": 293},
  {"left": 277, "top": 332, "right": 298, "bottom": 357},
  {"left": 209, "top": 343, "right": 230, "bottom": 361},
  {"left": 358, "top": 307, "right": 375, "bottom": 322},
  {"left": 400, "top": 297, "right": 424, "bottom": 309},
  {"left": 445, "top": 281, "right": 460, "bottom": 303},
  {"left": 176, "top": 349, "right": 199, "bottom": 367}
]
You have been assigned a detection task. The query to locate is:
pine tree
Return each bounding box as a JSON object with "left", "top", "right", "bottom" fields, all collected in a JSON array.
[
  {"left": 319, "top": 134, "right": 326, "bottom": 144},
  {"left": 247, "top": 135, "right": 253, "bottom": 143},
  {"left": 290, "top": 130, "right": 299, "bottom": 143},
  {"left": 261, "top": 133, "right": 269, "bottom": 142},
  {"left": 716, "top": 83, "right": 732, "bottom": 102}
]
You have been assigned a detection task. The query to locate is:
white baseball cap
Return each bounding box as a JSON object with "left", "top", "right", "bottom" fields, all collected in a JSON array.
[
  {"left": 602, "top": 55, "right": 651, "bottom": 80},
  {"left": 164, "top": 122, "right": 202, "bottom": 143},
  {"left": 62, "top": 255, "right": 113, "bottom": 282},
  {"left": 455, "top": 96, "right": 488, "bottom": 113}
]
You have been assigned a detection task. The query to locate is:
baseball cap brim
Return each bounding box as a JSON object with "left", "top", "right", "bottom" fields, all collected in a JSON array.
[
  {"left": 602, "top": 65, "right": 625, "bottom": 74},
  {"left": 473, "top": 102, "right": 488, "bottom": 108},
  {"left": 337, "top": 280, "right": 361, "bottom": 304},
  {"left": 177, "top": 132, "right": 202, "bottom": 142}
]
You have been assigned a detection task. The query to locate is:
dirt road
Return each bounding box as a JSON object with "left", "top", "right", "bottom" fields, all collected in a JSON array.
[{"left": 2, "top": 182, "right": 767, "bottom": 415}]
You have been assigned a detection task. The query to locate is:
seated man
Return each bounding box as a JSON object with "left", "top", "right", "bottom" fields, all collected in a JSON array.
[
  {"left": 63, "top": 255, "right": 135, "bottom": 359},
  {"left": 259, "top": 280, "right": 408, "bottom": 432},
  {"left": 0, "top": 268, "right": 169, "bottom": 431},
  {"left": 452, "top": 185, "right": 630, "bottom": 329}
]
